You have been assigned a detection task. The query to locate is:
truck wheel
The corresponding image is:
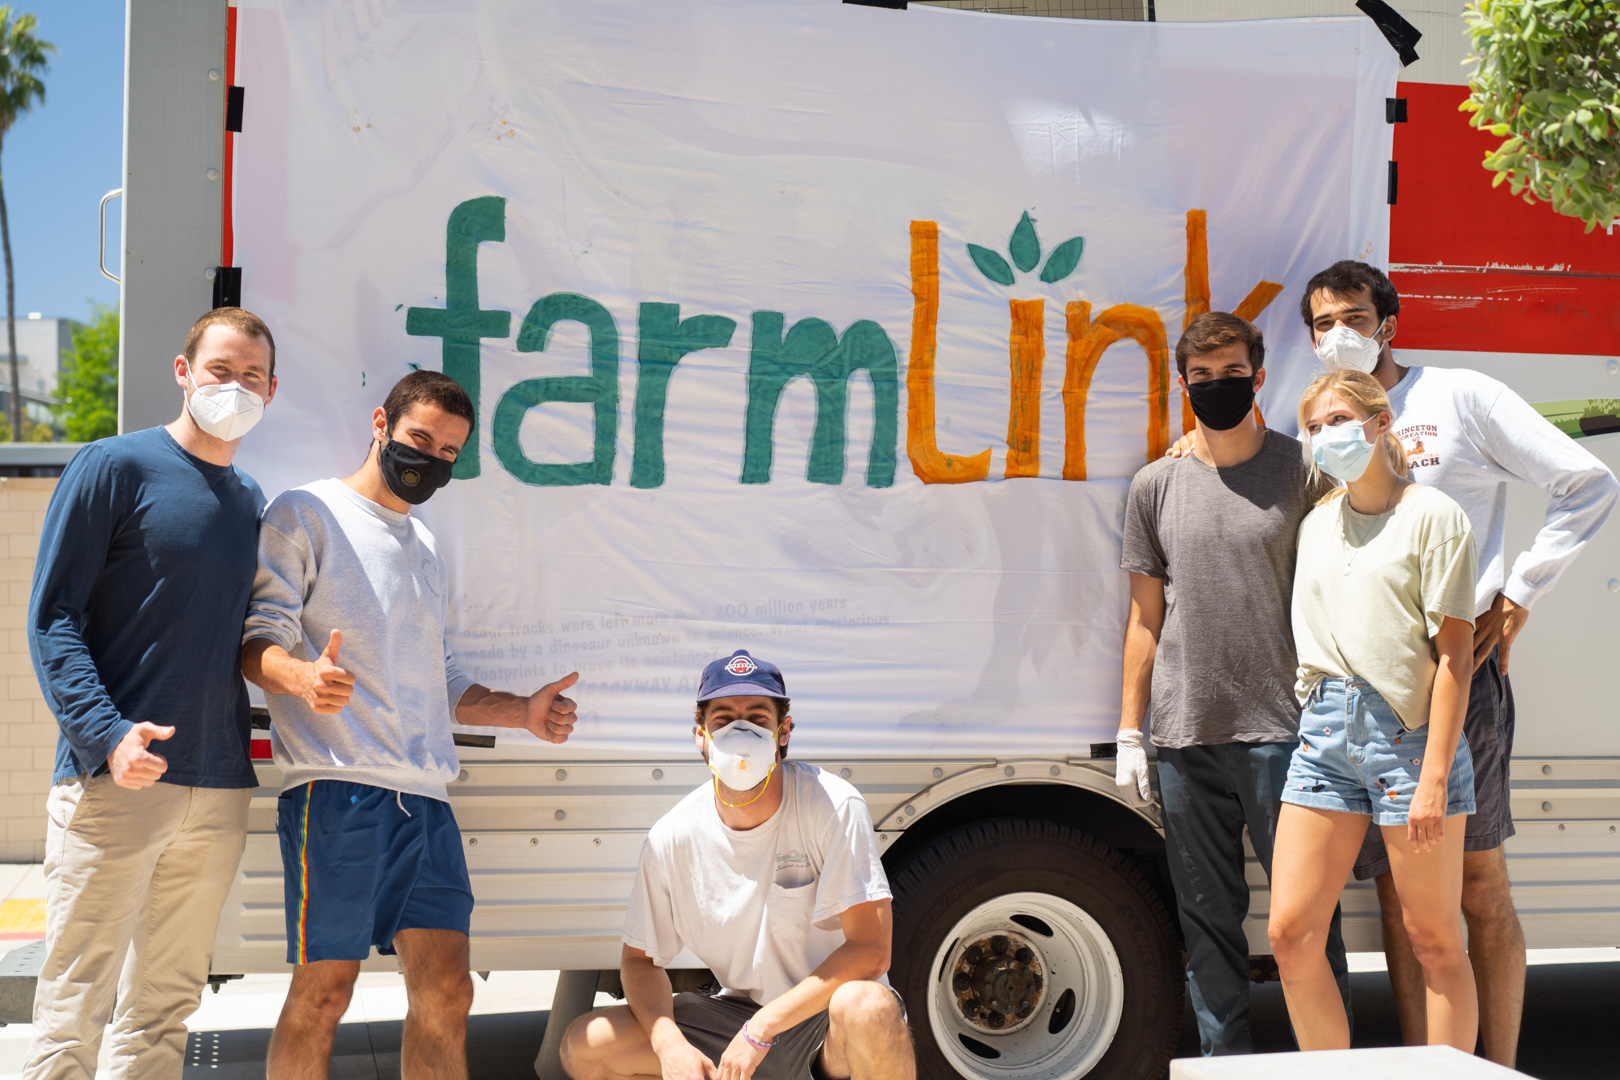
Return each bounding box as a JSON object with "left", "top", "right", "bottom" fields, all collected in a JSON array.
[{"left": 889, "top": 818, "right": 1182, "bottom": 1080}]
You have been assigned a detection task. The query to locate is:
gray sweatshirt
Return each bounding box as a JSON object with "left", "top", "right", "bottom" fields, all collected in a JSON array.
[{"left": 243, "top": 478, "right": 474, "bottom": 801}]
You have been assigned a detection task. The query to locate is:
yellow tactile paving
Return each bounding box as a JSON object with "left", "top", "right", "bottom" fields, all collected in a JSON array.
[{"left": 0, "top": 897, "right": 45, "bottom": 935}]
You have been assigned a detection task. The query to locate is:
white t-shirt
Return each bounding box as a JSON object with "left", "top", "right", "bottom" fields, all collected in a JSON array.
[
  {"left": 622, "top": 761, "right": 893, "bottom": 1006},
  {"left": 1386, "top": 364, "right": 1619, "bottom": 616}
]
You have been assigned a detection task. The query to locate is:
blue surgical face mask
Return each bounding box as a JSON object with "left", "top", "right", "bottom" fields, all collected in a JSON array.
[{"left": 1310, "top": 418, "right": 1377, "bottom": 482}]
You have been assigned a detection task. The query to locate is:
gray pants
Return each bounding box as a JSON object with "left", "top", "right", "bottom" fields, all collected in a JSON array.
[{"left": 1157, "top": 741, "right": 1352, "bottom": 1055}]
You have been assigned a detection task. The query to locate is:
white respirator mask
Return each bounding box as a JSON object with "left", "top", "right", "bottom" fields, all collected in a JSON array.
[
  {"left": 705, "top": 719, "right": 781, "bottom": 805},
  {"left": 186, "top": 369, "right": 265, "bottom": 442},
  {"left": 1314, "top": 318, "right": 1388, "bottom": 374}
]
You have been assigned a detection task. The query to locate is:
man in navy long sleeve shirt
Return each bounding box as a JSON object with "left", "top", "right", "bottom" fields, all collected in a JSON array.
[{"left": 23, "top": 308, "right": 278, "bottom": 1080}]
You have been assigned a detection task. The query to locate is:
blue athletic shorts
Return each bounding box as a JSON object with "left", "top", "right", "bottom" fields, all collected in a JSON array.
[
  {"left": 1282, "top": 677, "right": 1475, "bottom": 827},
  {"left": 277, "top": 779, "right": 474, "bottom": 964}
]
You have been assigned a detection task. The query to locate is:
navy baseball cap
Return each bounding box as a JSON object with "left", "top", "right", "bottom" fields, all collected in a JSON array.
[{"left": 697, "top": 649, "right": 788, "bottom": 703}]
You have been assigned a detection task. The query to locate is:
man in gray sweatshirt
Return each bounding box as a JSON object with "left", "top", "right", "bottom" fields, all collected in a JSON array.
[{"left": 241, "top": 371, "right": 582, "bottom": 1080}]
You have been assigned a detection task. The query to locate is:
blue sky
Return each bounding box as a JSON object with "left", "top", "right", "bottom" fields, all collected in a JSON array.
[{"left": 5, "top": 1, "right": 123, "bottom": 324}]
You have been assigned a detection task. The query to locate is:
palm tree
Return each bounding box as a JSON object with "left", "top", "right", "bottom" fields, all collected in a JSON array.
[{"left": 0, "top": 9, "right": 52, "bottom": 439}]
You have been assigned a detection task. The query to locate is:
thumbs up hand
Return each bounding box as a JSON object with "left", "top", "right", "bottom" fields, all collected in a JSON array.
[
  {"left": 108, "top": 721, "right": 175, "bottom": 789},
  {"left": 524, "top": 671, "right": 580, "bottom": 744},
  {"left": 303, "top": 630, "right": 356, "bottom": 714}
]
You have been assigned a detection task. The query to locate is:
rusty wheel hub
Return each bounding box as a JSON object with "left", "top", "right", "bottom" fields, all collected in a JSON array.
[{"left": 950, "top": 931, "right": 1044, "bottom": 1033}]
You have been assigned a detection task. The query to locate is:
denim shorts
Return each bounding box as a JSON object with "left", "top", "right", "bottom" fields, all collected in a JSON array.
[
  {"left": 1353, "top": 647, "right": 1515, "bottom": 879},
  {"left": 1282, "top": 677, "right": 1475, "bottom": 827}
]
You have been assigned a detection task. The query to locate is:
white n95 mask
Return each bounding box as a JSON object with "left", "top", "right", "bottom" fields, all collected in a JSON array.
[
  {"left": 1314, "top": 318, "right": 1387, "bottom": 373},
  {"left": 187, "top": 374, "right": 265, "bottom": 442},
  {"left": 706, "top": 719, "right": 780, "bottom": 799}
]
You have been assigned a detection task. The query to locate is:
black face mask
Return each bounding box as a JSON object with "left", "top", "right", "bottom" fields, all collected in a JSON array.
[
  {"left": 1184, "top": 375, "right": 1257, "bottom": 432},
  {"left": 378, "top": 439, "right": 454, "bottom": 505}
]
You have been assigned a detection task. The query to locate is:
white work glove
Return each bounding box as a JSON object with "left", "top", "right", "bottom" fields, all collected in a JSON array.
[{"left": 1114, "top": 728, "right": 1152, "bottom": 805}]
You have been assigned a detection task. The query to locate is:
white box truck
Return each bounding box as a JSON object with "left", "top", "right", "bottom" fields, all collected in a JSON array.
[{"left": 106, "top": 2, "right": 1617, "bottom": 1077}]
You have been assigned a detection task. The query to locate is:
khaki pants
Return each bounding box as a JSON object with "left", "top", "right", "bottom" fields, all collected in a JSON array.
[{"left": 24, "top": 774, "right": 251, "bottom": 1080}]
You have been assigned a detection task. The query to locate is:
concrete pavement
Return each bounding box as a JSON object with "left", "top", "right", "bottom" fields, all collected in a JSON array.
[{"left": 0, "top": 848, "right": 1610, "bottom": 1080}]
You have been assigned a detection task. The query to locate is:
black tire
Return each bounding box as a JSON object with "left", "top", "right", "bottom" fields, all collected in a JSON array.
[{"left": 890, "top": 818, "right": 1183, "bottom": 1080}]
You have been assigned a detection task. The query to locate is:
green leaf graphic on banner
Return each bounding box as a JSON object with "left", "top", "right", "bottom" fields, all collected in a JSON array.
[
  {"left": 968, "top": 243, "right": 1015, "bottom": 286},
  {"left": 1009, "top": 211, "right": 1040, "bottom": 272},
  {"left": 1040, "top": 236, "right": 1085, "bottom": 283},
  {"left": 1532, "top": 397, "right": 1620, "bottom": 439}
]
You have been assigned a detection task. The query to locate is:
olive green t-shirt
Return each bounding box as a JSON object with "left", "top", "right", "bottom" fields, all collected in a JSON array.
[{"left": 1292, "top": 484, "right": 1478, "bottom": 731}]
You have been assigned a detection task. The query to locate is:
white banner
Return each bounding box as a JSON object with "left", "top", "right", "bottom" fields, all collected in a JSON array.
[{"left": 231, "top": 0, "right": 1399, "bottom": 758}]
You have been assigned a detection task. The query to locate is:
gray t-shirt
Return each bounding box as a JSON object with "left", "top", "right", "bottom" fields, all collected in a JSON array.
[{"left": 1120, "top": 430, "right": 1328, "bottom": 748}]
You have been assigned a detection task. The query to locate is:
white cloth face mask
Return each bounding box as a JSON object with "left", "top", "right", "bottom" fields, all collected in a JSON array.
[
  {"left": 186, "top": 371, "right": 265, "bottom": 442},
  {"left": 706, "top": 719, "right": 780, "bottom": 795},
  {"left": 1314, "top": 318, "right": 1387, "bottom": 374}
]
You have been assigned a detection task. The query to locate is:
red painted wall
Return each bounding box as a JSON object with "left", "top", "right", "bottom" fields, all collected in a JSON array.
[{"left": 1388, "top": 81, "right": 1620, "bottom": 356}]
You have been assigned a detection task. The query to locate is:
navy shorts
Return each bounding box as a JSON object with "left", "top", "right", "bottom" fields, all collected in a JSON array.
[
  {"left": 1353, "top": 648, "right": 1515, "bottom": 880},
  {"left": 1282, "top": 677, "right": 1474, "bottom": 826},
  {"left": 277, "top": 779, "right": 474, "bottom": 964}
]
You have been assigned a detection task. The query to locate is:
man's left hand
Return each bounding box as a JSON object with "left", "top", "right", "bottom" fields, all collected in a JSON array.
[
  {"left": 1471, "top": 593, "right": 1530, "bottom": 674},
  {"left": 523, "top": 671, "right": 581, "bottom": 743},
  {"left": 1497, "top": 596, "right": 1529, "bottom": 674},
  {"left": 716, "top": 1024, "right": 769, "bottom": 1080}
]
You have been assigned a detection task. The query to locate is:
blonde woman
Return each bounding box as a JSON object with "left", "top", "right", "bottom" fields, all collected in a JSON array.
[{"left": 1267, "top": 370, "right": 1479, "bottom": 1051}]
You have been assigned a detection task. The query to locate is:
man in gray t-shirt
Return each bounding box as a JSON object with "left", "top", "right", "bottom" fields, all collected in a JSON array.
[
  {"left": 1121, "top": 428, "right": 1317, "bottom": 748},
  {"left": 1115, "top": 312, "right": 1347, "bottom": 1056}
]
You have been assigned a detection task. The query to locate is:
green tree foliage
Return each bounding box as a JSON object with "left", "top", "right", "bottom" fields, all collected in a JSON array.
[
  {"left": 0, "top": 410, "right": 54, "bottom": 442},
  {"left": 1462, "top": 1, "right": 1620, "bottom": 232},
  {"left": 55, "top": 304, "right": 118, "bottom": 442},
  {"left": 0, "top": 8, "right": 54, "bottom": 433}
]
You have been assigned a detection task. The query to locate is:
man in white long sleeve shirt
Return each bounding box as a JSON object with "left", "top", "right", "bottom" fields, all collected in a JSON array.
[
  {"left": 1301, "top": 261, "right": 1619, "bottom": 1066},
  {"left": 241, "top": 370, "right": 586, "bottom": 1080}
]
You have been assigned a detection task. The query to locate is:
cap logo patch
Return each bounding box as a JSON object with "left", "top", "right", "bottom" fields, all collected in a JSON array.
[{"left": 726, "top": 655, "right": 757, "bottom": 676}]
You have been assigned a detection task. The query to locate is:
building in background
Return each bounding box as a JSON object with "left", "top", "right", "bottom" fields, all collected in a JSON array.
[{"left": 3, "top": 313, "right": 72, "bottom": 435}]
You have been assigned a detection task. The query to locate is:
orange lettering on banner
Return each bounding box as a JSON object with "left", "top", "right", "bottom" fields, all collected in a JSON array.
[
  {"left": 1062, "top": 301, "right": 1170, "bottom": 480},
  {"left": 1179, "top": 210, "right": 1283, "bottom": 432},
  {"left": 1181, "top": 209, "right": 1211, "bottom": 436},
  {"left": 1234, "top": 281, "right": 1283, "bottom": 427},
  {"left": 1233, "top": 280, "right": 1284, "bottom": 324},
  {"left": 1005, "top": 299, "right": 1045, "bottom": 478},
  {"left": 908, "top": 221, "right": 993, "bottom": 484}
]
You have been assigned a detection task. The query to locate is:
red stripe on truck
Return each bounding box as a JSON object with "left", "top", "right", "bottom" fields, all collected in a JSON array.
[
  {"left": 1388, "top": 81, "right": 1620, "bottom": 356},
  {"left": 222, "top": 5, "right": 238, "bottom": 269}
]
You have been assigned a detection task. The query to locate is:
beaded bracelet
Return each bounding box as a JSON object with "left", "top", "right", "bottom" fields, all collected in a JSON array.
[{"left": 742, "top": 1021, "right": 774, "bottom": 1052}]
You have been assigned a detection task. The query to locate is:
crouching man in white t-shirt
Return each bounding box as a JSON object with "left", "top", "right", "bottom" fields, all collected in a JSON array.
[{"left": 560, "top": 649, "right": 915, "bottom": 1080}]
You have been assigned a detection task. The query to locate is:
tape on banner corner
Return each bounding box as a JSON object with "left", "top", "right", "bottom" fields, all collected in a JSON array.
[
  {"left": 844, "top": 0, "right": 907, "bottom": 9},
  {"left": 1385, "top": 97, "right": 1407, "bottom": 124},
  {"left": 1356, "top": 0, "right": 1421, "bottom": 66},
  {"left": 212, "top": 267, "right": 242, "bottom": 309}
]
